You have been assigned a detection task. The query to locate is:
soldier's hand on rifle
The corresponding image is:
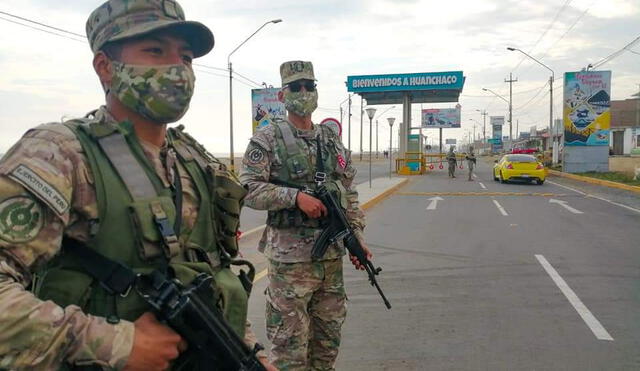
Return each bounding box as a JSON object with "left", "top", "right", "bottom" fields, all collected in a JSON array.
[
  {"left": 124, "top": 312, "right": 186, "bottom": 371},
  {"left": 258, "top": 356, "right": 279, "bottom": 371},
  {"left": 296, "top": 191, "right": 327, "bottom": 219},
  {"left": 350, "top": 243, "right": 373, "bottom": 271}
]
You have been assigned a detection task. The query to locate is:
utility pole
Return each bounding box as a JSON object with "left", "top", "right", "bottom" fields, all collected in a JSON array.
[
  {"left": 348, "top": 96, "right": 352, "bottom": 151},
  {"left": 360, "top": 97, "right": 364, "bottom": 161},
  {"left": 505, "top": 73, "right": 518, "bottom": 150},
  {"left": 636, "top": 84, "right": 640, "bottom": 127},
  {"left": 376, "top": 119, "right": 379, "bottom": 159},
  {"left": 477, "top": 109, "right": 488, "bottom": 153}
]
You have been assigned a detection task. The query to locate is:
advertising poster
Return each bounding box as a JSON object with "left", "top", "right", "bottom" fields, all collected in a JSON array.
[
  {"left": 421, "top": 106, "right": 461, "bottom": 128},
  {"left": 490, "top": 116, "right": 505, "bottom": 127},
  {"left": 563, "top": 71, "right": 611, "bottom": 146},
  {"left": 251, "top": 88, "right": 285, "bottom": 133}
]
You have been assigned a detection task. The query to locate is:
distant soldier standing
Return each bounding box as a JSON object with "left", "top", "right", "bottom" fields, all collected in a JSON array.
[
  {"left": 240, "top": 61, "right": 371, "bottom": 371},
  {"left": 466, "top": 146, "right": 477, "bottom": 181},
  {"left": 446, "top": 146, "right": 457, "bottom": 178},
  {"left": 0, "top": 1, "right": 275, "bottom": 369}
]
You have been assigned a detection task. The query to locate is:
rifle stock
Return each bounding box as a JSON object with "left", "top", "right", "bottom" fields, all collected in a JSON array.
[{"left": 137, "top": 271, "right": 267, "bottom": 371}]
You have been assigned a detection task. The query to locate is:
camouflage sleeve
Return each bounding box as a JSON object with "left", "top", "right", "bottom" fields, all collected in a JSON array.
[
  {"left": 239, "top": 130, "right": 298, "bottom": 211},
  {"left": 0, "top": 127, "right": 134, "bottom": 370},
  {"left": 339, "top": 146, "right": 366, "bottom": 232}
]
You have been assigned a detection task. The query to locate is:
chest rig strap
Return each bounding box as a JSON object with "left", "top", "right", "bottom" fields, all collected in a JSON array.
[{"left": 98, "top": 131, "right": 181, "bottom": 258}]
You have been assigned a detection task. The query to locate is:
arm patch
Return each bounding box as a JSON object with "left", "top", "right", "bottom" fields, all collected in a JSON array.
[
  {"left": 0, "top": 195, "right": 44, "bottom": 243},
  {"left": 8, "top": 165, "right": 70, "bottom": 216}
]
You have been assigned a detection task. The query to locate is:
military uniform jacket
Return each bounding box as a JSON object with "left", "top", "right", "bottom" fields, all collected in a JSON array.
[
  {"left": 0, "top": 107, "right": 261, "bottom": 370},
  {"left": 240, "top": 119, "right": 366, "bottom": 263}
]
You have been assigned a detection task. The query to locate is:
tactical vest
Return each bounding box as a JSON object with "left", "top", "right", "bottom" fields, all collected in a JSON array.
[
  {"left": 33, "top": 118, "right": 248, "bottom": 367},
  {"left": 266, "top": 120, "right": 349, "bottom": 228}
]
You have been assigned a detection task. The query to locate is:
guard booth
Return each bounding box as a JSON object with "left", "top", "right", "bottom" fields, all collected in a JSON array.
[{"left": 347, "top": 71, "right": 465, "bottom": 174}]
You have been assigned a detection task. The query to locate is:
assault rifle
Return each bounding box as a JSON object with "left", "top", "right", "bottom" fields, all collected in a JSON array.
[
  {"left": 272, "top": 178, "right": 392, "bottom": 310},
  {"left": 137, "top": 270, "right": 267, "bottom": 371}
]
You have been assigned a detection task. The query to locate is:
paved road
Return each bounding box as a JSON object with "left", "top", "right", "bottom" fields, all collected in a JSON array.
[{"left": 247, "top": 159, "right": 640, "bottom": 370}]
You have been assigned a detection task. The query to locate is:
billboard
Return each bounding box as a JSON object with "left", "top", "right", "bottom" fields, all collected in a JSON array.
[
  {"left": 490, "top": 116, "right": 505, "bottom": 126},
  {"left": 347, "top": 71, "right": 464, "bottom": 93},
  {"left": 563, "top": 71, "right": 611, "bottom": 146},
  {"left": 251, "top": 88, "right": 285, "bottom": 133},
  {"left": 421, "top": 106, "right": 461, "bottom": 128}
]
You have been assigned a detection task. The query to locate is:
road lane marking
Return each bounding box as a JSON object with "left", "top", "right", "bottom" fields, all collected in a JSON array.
[
  {"left": 549, "top": 198, "right": 584, "bottom": 214},
  {"left": 254, "top": 268, "right": 268, "bottom": 283},
  {"left": 397, "top": 192, "right": 563, "bottom": 197},
  {"left": 492, "top": 200, "right": 508, "bottom": 216},
  {"left": 548, "top": 180, "right": 640, "bottom": 214},
  {"left": 547, "top": 180, "right": 587, "bottom": 195},
  {"left": 535, "top": 255, "right": 614, "bottom": 341},
  {"left": 586, "top": 194, "right": 640, "bottom": 214},
  {"left": 426, "top": 196, "right": 443, "bottom": 210},
  {"left": 479, "top": 182, "right": 487, "bottom": 190}
]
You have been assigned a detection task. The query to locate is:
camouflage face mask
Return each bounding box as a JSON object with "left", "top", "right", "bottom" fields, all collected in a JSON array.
[
  {"left": 283, "top": 90, "right": 318, "bottom": 117},
  {"left": 110, "top": 61, "right": 195, "bottom": 124}
]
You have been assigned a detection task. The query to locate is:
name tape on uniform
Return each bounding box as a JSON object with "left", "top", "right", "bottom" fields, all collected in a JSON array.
[{"left": 9, "top": 164, "right": 70, "bottom": 216}]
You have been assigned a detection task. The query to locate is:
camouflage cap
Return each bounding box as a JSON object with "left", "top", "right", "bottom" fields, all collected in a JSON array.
[
  {"left": 86, "top": 0, "right": 214, "bottom": 58},
  {"left": 280, "top": 61, "right": 316, "bottom": 85}
]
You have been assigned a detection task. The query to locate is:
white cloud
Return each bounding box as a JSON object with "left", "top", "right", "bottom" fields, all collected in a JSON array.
[{"left": 0, "top": 0, "right": 638, "bottom": 152}]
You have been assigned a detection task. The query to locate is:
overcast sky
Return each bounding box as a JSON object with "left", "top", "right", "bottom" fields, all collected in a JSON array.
[{"left": 1, "top": 0, "right": 639, "bottom": 155}]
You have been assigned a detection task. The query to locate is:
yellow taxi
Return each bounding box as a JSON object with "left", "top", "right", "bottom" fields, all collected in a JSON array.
[{"left": 493, "top": 154, "right": 546, "bottom": 185}]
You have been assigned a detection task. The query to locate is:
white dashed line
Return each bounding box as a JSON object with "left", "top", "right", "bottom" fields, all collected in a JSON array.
[
  {"left": 492, "top": 200, "right": 508, "bottom": 216},
  {"left": 535, "top": 254, "right": 614, "bottom": 341},
  {"left": 547, "top": 180, "right": 640, "bottom": 214},
  {"left": 479, "top": 182, "right": 487, "bottom": 190}
]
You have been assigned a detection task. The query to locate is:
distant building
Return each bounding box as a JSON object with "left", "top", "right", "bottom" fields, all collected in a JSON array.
[{"left": 610, "top": 97, "right": 640, "bottom": 155}]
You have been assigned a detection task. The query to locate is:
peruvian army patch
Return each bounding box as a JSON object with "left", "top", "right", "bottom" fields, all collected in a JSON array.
[
  {"left": 9, "top": 164, "right": 69, "bottom": 216},
  {"left": 248, "top": 147, "right": 266, "bottom": 164},
  {"left": 0, "top": 196, "right": 44, "bottom": 243}
]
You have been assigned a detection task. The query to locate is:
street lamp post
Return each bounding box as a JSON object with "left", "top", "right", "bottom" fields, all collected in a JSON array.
[
  {"left": 365, "top": 107, "right": 377, "bottom": 188},
  {"left": 227, "top": 19, "right": 282, "bottom": 172},
  {"left": 507, "top": 47, "right": 556, "bottom": 164},
  {"left": 372, "top": 105, "right": 396, "bottom": 159},
  {"left": 387, "top": 117, "right": 395, "bottom": 178},
  {"left": 482, "top": 87, "right": 511, "bottom": 149},
  {"left": 476, "top": 109, "right": 488, "bottom": 153}
]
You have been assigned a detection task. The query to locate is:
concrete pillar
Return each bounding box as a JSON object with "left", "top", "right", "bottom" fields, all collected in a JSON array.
[{"left": 400, "top": 92, "right": 411, "bottom": 160}]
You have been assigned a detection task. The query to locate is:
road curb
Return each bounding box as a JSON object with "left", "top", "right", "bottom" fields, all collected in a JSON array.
[
  {"left": 360, "top": 178, "right": 410, "bottom": 211},
  {"left": 548, "top": 170, "right": 640, "bottom": 194}
]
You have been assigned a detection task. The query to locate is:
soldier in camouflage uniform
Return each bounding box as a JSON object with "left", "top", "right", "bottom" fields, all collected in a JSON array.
[
  {"left": 0, "top": 1, "right": 276, "bottom": 370},
  {"left": 240, "top": 61, "right": 371, "bottom": 371},
  {"left": 466, "top": 146, "right": 476, "bottom": 181},
  {"left": 446, "top": 145, "right": 457, "bottom": 178}
]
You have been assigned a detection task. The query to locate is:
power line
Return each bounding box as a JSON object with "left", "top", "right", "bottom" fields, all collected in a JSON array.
[
  {"left": 512, "top": 0, "right": 573, "bottom": 72},
  {"left": 590, "top": 34, "right": 640, "bottom": 69},
  {"left": 0, "top": 15, "right": 86, "bottom": 43},
  {"left": 513, "top": 81, "right": 548, "bottom": 111},
  {"left": 0, "top": 10, "right": 86, "bottom": 38},
  {"left": 627, "top": 48, "right": 640, "bottom": 56},
  {"left": 0, "top": 10, "right": 268, "bottom": 90},
  {"left": 193, "top": 63, "right": 228, "bottom": 73}
]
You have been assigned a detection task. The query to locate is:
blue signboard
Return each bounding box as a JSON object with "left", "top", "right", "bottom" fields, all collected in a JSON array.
[{"left": 347, "top": 71, "right": 464, "bottom": 93}]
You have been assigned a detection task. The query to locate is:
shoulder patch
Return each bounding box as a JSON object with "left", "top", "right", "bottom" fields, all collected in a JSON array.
[
  {"left": 0, "top": 196, "right": 44, "bottom": 243},
  {"left": 8, "top": 165, "right": 70, "bottom": 216},
  {"left": 247, "top": 147, "right": 266, "bottom": 165}
]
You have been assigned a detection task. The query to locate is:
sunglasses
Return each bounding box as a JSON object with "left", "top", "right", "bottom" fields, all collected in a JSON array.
[{"left": 285, "top": 80, "right": 316, "bottom": 92}]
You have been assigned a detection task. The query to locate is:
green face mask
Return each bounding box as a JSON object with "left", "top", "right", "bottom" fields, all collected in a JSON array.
[
  {"left": 110, "top": 61, "right": 195, "bottom": 124},
  {"left": 284, "top": 90, "right": 318, "bottom": 117}
]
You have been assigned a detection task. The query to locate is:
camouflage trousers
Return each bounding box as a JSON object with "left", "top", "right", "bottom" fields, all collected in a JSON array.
[
  {"left": 266, "top": 258, "right": 347, "bottom": 371},
  {"left": 467, "top": 161, "right": 475, "bottom": 180},
  {"left": 448, "top": 162, "right": 456, "bottom": 177}
]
